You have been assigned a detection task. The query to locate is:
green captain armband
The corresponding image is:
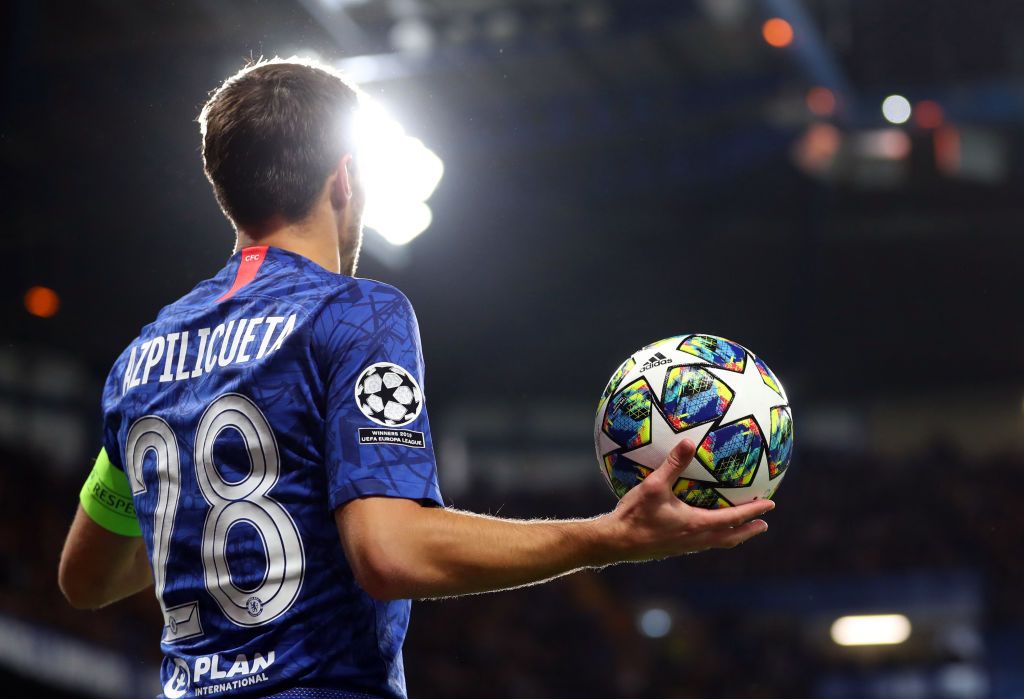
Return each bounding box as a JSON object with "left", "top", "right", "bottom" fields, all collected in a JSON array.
[{"left": 79, "top": 448, "right": 142, "bottom": 537}]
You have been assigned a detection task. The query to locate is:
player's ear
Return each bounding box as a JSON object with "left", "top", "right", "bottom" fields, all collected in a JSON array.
[{"left": 329, "top": 154, "right": 355, "bottom": 212}]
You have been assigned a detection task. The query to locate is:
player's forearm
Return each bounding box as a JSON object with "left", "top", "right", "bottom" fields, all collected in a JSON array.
[
  {"left": 62, "top": 542, "right": 152, "bottom": 610},
  {"left": 59, "top": 507, "right": 154, "bottom": 610},
  {"left": 343, "top": 501, "right": 621, "bottom": 600},
  {"left": 104, "top": 544, "right": 155, "bottom": 605},
  {"left": 404, "top": 509, "right": 617, "bottom": 597}
]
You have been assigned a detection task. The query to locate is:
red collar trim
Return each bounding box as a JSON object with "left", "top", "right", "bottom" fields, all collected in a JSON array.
[{"left": 216, "top": 246, "right": 269, "bottom": 303}]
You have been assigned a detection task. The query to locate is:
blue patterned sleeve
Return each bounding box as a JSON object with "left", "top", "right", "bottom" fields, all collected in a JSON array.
[
  {"left": 100, "top": 348, "right": 130, "bottom": 472},
  {"left": 314, "top": 281, "right": 443, "bottom": 510}
]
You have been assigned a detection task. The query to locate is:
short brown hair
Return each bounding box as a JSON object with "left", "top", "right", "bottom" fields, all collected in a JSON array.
[{"left": 199, "top": 57, "right": 359, "bottom": 229}]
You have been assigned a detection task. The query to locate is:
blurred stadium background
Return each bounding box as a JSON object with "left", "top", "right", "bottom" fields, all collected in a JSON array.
[{"left": 3, "top": 0, "right": 1024, "bottom": 697}]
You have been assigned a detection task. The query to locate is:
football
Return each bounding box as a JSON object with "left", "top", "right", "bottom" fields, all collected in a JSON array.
[
  {"left": 354, "top": 362, "right": 423, "bottom": 427},
  {"left": 594, "top": 334, "right": 793, "bottom": 508}
]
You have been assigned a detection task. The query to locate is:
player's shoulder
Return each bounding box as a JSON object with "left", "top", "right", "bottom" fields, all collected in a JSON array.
[
  {"left": 353, "top": 276, "right": 406, "bottom": 297},
  {"left": 319, "top": 277, "right": 417, "bottom": 321},
  {"left": 311, "top": 277, "right": 421, "bottom": 358}
]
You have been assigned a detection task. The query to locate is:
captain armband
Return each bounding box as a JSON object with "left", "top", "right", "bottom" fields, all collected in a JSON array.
[{"left": 79, "top": 448, "right": 143, "bottom": 537}]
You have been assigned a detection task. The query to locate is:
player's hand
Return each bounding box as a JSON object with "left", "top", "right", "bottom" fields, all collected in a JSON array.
[{"left": 598, "top": 438, "right": 774, "bottom": 563}]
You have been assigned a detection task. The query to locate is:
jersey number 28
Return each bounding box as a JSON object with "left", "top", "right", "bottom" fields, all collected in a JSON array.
[{"left": 125, "top": 393, "right": 305, "bottom": 642}]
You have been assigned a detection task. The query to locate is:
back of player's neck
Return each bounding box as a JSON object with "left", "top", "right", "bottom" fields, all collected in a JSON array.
[{"left": 235, "top": 223, "right": 341, "bottom": 275}]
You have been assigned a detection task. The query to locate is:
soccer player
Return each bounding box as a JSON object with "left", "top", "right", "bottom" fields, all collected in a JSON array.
[{"left": 58, "top": 58, "right": 775, "bottom": 699}]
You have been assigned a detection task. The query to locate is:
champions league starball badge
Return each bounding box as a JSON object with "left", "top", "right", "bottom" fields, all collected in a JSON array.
[{"left": 354, "top": 362, "right": 423, "bottom": 427}]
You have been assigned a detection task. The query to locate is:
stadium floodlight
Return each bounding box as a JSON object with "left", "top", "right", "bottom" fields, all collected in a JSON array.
[
  {"left": 364, "top": 201, "right": 433, "bottom": 247},
  {"left": 353, "top": 97, "right": 444, "bottom": 246},
  {"left": 830, "top": 614, "right": 912, "bottom": 646},
  {"left": 882, "top": 95, "right": 912, "bottom": 124}
]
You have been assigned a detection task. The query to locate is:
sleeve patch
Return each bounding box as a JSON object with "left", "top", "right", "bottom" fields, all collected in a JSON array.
[
  {"left": 357, "top": 427, "right": 426, "bottom": 448},
  {"left": 353, "top": 362, "right": 423, "bottom": 427}
]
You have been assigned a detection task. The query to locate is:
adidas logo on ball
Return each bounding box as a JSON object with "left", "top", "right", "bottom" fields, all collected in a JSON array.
[{"left": 640, "top": 352, "right": 672, "bottom": 372}]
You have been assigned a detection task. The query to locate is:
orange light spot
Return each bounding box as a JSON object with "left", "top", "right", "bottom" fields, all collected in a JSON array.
[
  {"left": 806, "top": 86, "right": 836, "bottom": 117},
  {"left": 915, "top": 100, "right": 944, "bottom": 129},
  {"left": 762, "top": 18, "right": 794, "bottom": 48},
  {"left": 24, "top": 286, "right": 60, "bottom": 318}
]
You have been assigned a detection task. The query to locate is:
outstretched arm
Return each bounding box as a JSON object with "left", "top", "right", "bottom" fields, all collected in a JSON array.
[{"left": 336, "top": 439, "right": 774, "bottom": 600}]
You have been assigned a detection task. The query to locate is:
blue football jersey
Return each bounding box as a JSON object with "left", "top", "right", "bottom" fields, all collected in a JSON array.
[{"left": 99, "top": 246, "right": 442, "bottom": 699}]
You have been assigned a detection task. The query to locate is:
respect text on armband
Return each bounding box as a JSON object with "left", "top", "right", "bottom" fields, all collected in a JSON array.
[{"left": 90, "top": 480, "right": 136, "bottom": 518}]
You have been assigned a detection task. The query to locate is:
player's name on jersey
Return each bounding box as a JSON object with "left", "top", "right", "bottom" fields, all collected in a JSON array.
[{"left": 122, "top": 314, "right": 297, "bottom": 395}]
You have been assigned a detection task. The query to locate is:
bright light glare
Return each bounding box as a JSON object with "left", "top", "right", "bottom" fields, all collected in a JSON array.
[
  {"left": 830, "top": 614, "right": 911, "bottom": 646},
  {"left": 638, "top": 608, "right": 672, "bottom": 638},
  {"left": 365, "top": 201, "right": 433, "bottom": 246},
  {"left": 354, "top": 97, "right": 444, "bottom": 246},
  {"left": 882, "top": 95, "right": 912, "bottom": 124}
]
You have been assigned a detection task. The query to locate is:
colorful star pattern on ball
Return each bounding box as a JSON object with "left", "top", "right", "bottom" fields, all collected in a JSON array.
[
  {"left": 768, "top": 406, "right": 793, "bottom": 479},
  {"left": 753, "top": 354, "right": 786, "bottom": 399},
  {"left": 660, "top": 365, "right": 733, "bottom": 432},
  {"left": 600, "top": 356, "right": 636, "bottom": 403},
  {"left": 602, "top": 451, "right": 644, "bottom": 499},
  {"left": 696, "top": 417, "right": 764, "bottom": 487},
  {"left": 672, "top": 478, "right": 732, "bottom": 509},
  {"left": 602, "top": 378, "right": 654, "bottom": 450},
  {"left": 678, "top": 335, "right": 746, "bottom": 371}
]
